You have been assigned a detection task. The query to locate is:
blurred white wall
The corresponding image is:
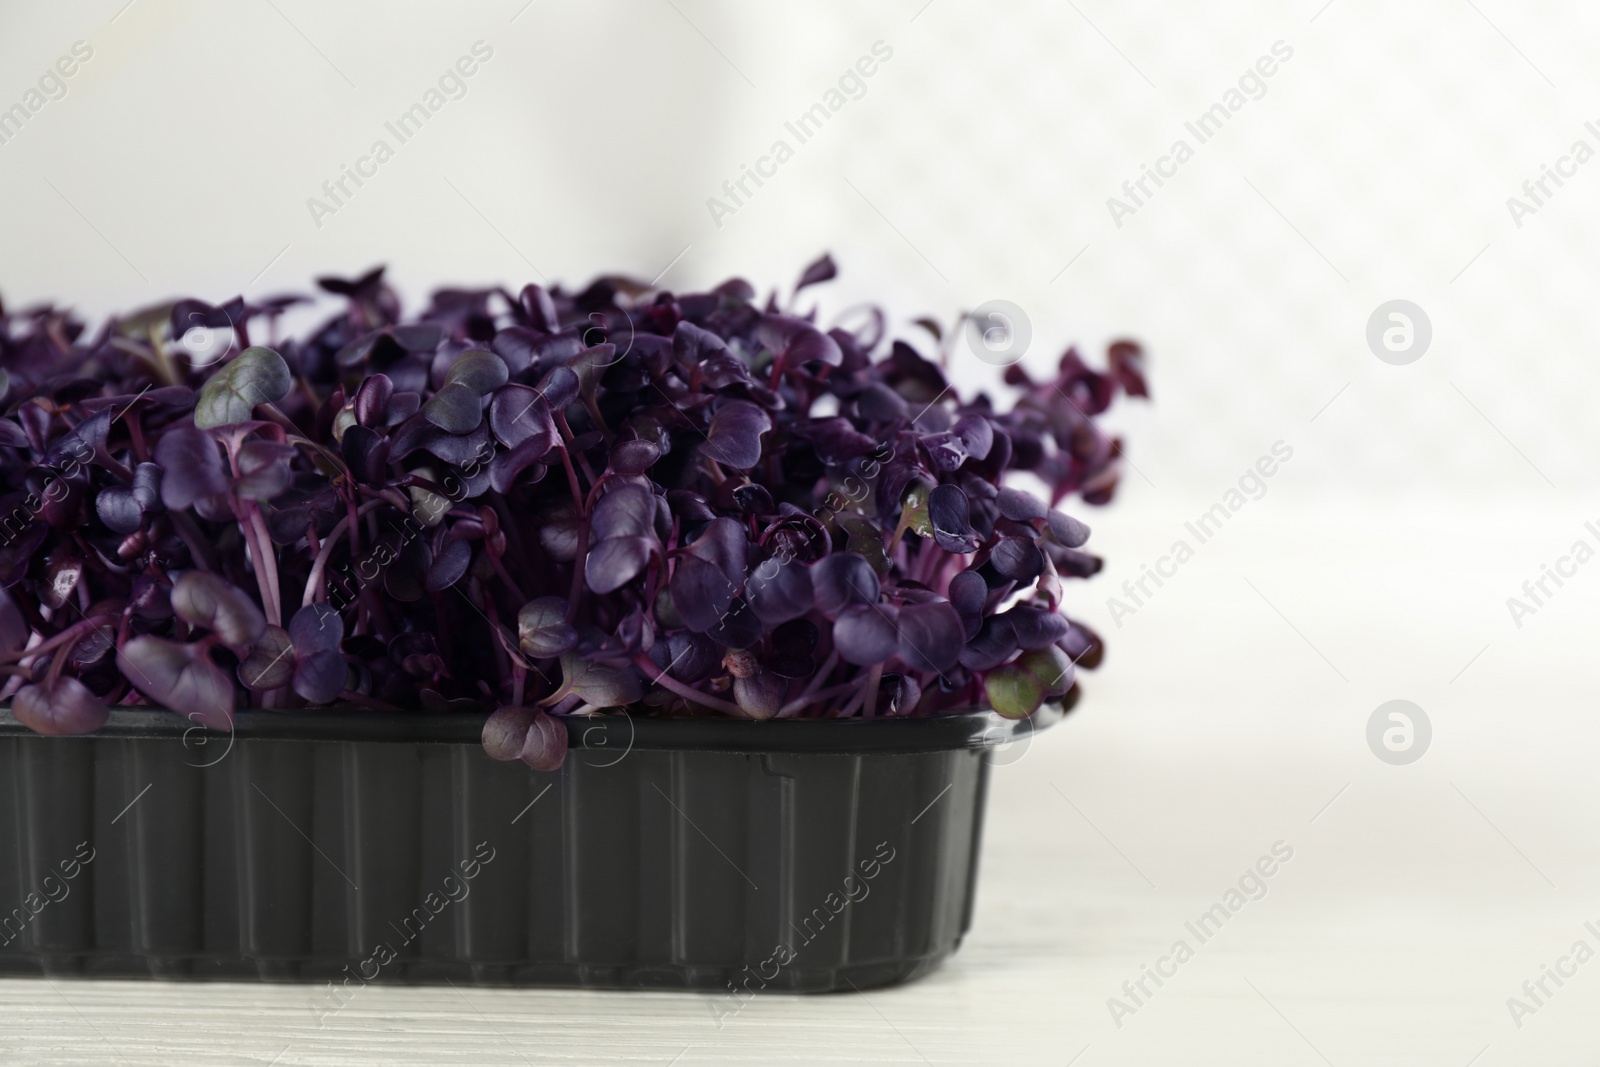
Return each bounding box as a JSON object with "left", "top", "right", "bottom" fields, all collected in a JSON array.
[{"left": 3, "top": 0, "right": 1594, "bottom": 510}]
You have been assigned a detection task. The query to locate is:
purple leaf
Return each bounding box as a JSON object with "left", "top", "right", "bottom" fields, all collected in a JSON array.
[
  {"left": 673, "top": 320, "right": 729, "bottom": 365},
  {"left": 589, "top": 484, "right": 656, "bottom": 541},
  {"left": 733, "top": 670, "right": 786, "bottom": 720},
  {"left": 1001, "top": 604, "right": 1072, "bottom": 650},
  {"left": 292, "top": 649, "right": 347, "bottom": 703},
  {"left": 488, "top": 434, "right": 553, "bottom": 493},
  {"left": 341, "top": 425, "right": 390, "bottom": 487},
  {"left": 746, "top": 556, "right": 814, "bottom": 625},
  {"left": 43, "top": 409, "right": 109, "bottom": 469},
  {"left": 610, "top": 438, "right": 662, "bottom": 475},
  {"left": 238, "top": 625, "right": 295, "bottom": 690},
  {"left": 0, "top": 419, "right": 31, "bottom": 450},
  {"left": 1060, "top": 621, "right": 1103, "bottom": 668},
  {"left": 13, "top": 678, "right": 109, "bottom": 736},
  {"left": 702, "top": 400, "right": 770, "bottom": 470},
  {"left": 518, "top": 707, "right": 568, "bottom": 771},
  {"left": 670, "top": 555, "right": 738, "bottom": 633},
  {"left": 234, "top": 440, "right": 294, "bottom": 500},
  {"left": 518, "top": 597, "right": 578, "bottom": 659},
  {"left": 810, "top": 553, "right": 879, "bottom": 618},
  {"left": 795, "top": 252, "right": 837, "bottom": 292},
  {"left": 354, "top": 373, "right": 394, "bottom": 427},
  {"left": 1108, "top": 340, "right": 1149, "bottom": 398},
  {"left": 1047, "top": 509, "right": 1092, "bottom": 547},
  {"left": 759, "top": 315, "right": 843, "bottom": 370},
  {"left": 421, "top": 381, "right": 483, "bottom": 433},
  {"left": 487, "top": 382, "right": 556, "bottom": 449},
  {"left": 444, "top": 349, "right": 509, "bottom": 393},
  {"left": 948, "top": 569, "right": 988, "bottom": 617},
  {"left": 855, "top": 383, "right": 907, "bottom": 422},
  {"left": 118, "top": 636, "right": 235, "bottom": 731},
  {"left": 535, "top": 365, "right": 580, "bottom": 409},
  {"left": 154, "top": 426, "right": 228, "bottom": 510},
  {"left": 834, "top": 603, "right": 900, "bottom": 666},
  {"left": 990, "top": 536, "right": 1044, "bottom": 581},
  {"left": 895, "top": 600, "right": 963, "bottom": 674},
  {"left": 518, "top": 283, "right": 560, "bottom": 332},
  {"left": 0, "top": 587, "right": 27, "bottom": 655},
  {"left": 798, "top": 417, "right": 877, "bottom": 466},
  {"left": 424, "top": 534, "right": 471, "bottom": 591},
  {"left": 654, "top": 631, "right": 720, "bottom": 682},
  {"left": 171, "top": 572, "right": 266, "bottom": 653},
  {"left": 950, "top": 413, "right": 994, "bottom": 462},
  {"left": 490, "top": 326, "right": 542, "bottom": 376},
  {"left": 586, "top": 535, "right": 655, "bottom": 595},
  {"left": 483, "top": 705, "right": 535, "bottom": 760},
  {"left": 927, "top": 484, "right": 980, "bottom": 553},
  {"left": 682, "top": 516, "right": 748, "bottom": 580},
  {"left": 560, "top": 652, "right": 642, "bottom": 707},
  {"left": 997, "top": 486, "right": 1047, "bottom": 522},
  {"left": 289, "top": 602, "right": 343, "bottom": 655},
  {"left": 960, "top": 616, "right": 1019, "bottom": 672},
  {"left": 97, "top": 486, "right": 147, "bottom": 534},
  {"left": 708, "top": 595, "right": 763, "bottom": 649},
  {"left": 732, "top": 483, "right": 773, "bottom": 515},
  {"left": 392, "top": 322, "right": 444, "bottom": 351}
]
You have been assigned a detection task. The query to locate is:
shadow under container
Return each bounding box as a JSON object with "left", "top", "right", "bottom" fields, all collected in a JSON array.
[{"left": 0, "top": 698, "right": 1067, "bottom": 992}]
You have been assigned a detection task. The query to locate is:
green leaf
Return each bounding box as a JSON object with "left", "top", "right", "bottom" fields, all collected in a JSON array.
[
  {"left": 835, "top": 513, "right": 891, "bottom": 576},
  {"left": 900, "top": 481, "right": 933, "bottom": 538},
  {"left": 652, "top": 587, "right": 683, "bottom": 630},
  {"left": 984, "top": 663, "right": 1043, "bottom": 720},
  {"left": 445, "top": 349, "right": 510, "bottom": 394},
  {"left": 1016, "top": 646, "right": 1073, "bottom": 698},
  {"left": 568, "top": 343, "right": 618, "bottom": 396},
  {"left": 194, "top": 346, "right": 291, "bottom": 429},
  {"left": 421, "top": 381, "right": 483, "bottom": 433}
]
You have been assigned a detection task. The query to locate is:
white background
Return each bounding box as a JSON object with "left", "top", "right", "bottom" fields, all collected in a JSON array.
[{"left": 3, "top": 0, "right": 1599, "bottom": 1063}]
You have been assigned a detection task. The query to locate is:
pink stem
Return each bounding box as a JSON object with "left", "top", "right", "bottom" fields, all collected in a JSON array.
[{"left": 632, "top": 654, "right": 744, "bottom": 716}]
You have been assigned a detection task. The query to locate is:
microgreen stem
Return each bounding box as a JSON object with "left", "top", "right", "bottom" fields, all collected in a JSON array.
[
  {"left": 632, "top": 654, "right": 744, "bottom": 716},
  {"left": 862, "top": 662, "right": 884, "bottom": 718},
  {"left": 303, "top": 497, "right": 389, "bottom": 608},
  {"left": 247, "top": 503, "right": 282, "bottom": 627},
  {"left": 778, "top": 679, "right": 858, "bottom": 716},
  {"left": 14, "top": 616, "right": 112, "bottom": 671}
]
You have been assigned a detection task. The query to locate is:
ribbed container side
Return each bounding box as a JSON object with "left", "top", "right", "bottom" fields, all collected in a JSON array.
[{"left": 0, "top": 703, "right": 1063, "bottom": 991}]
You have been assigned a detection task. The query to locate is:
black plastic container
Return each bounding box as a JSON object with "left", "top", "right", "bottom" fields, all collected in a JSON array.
[{"left": 0, "top": 699, "right": 1065, "bottom": 993}]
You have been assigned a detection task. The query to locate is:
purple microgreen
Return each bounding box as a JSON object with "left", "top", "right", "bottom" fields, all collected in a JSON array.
[
  {"left": 171, "top": 571, "right": 267, "bottom": 653},
  {"left": 701, "top": 400, "right": 771, "bottom": 470},
  {"left": 238, "top": 625, "right": 295, "bottom": 691},
  {"left": 1, "top": 255, "right": 1143, "bottom": 749},
  {"left": 13, "top": 677, "right": 110, "bottom": 736},
  {"left": 154, "top": 426, "right": 229, "bottom": 509},
  {"left": 118, "top": 635, "right": 235, "bottom": 731},
  {"left": 518, "top": 706, "right": 568, "bottom": 771}
]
